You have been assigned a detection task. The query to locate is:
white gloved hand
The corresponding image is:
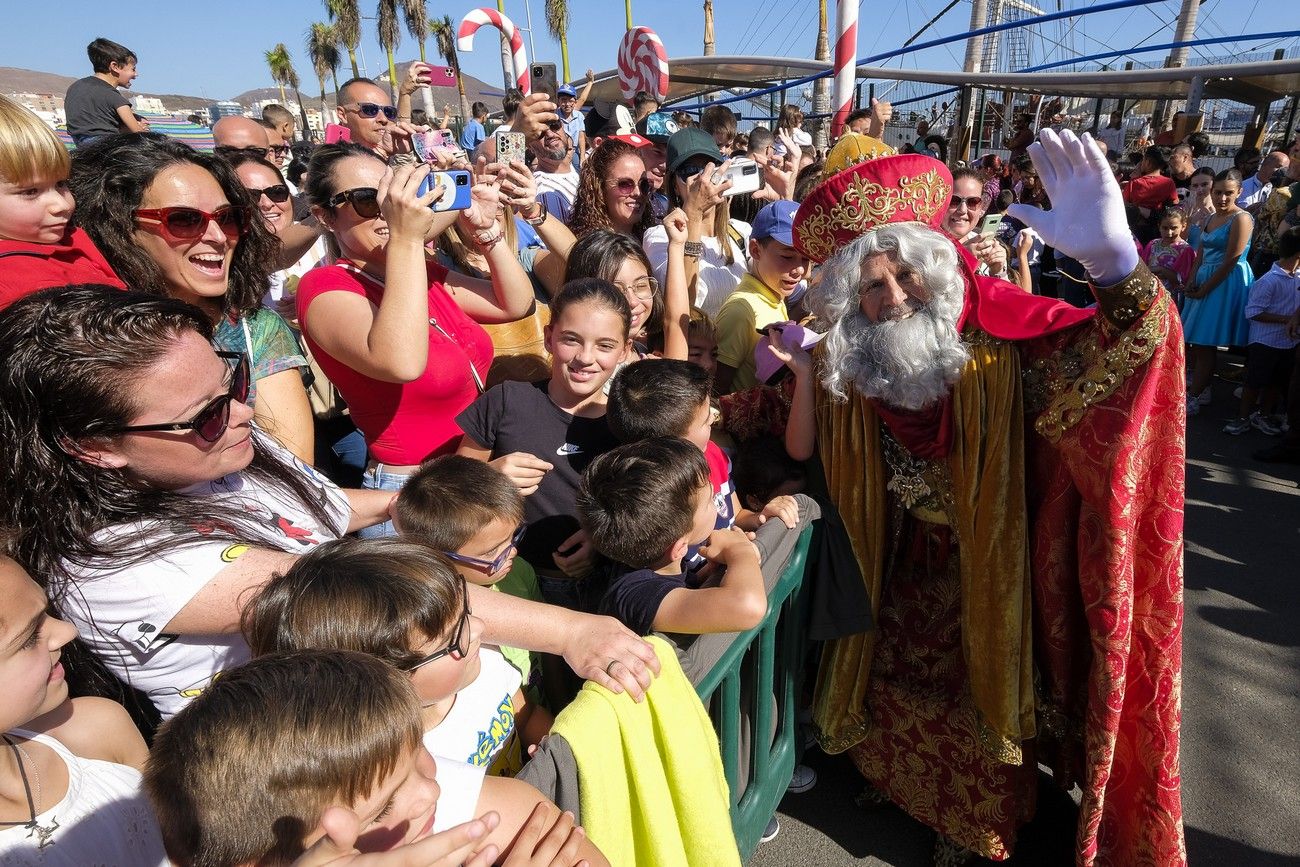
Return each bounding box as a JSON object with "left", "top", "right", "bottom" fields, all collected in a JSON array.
[{"left": 1005, "top": 129, "right": 1139, "bottom": 286}]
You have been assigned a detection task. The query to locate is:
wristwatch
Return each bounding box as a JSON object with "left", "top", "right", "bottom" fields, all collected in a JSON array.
[{"left": 523, "top": 200, "right": 548, "bottom": 227}]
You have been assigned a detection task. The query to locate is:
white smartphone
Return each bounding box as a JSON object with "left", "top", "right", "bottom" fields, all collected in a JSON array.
[
  {"left": 977, "top": 213, "right": 1003, "bottom": 237},
  {"left": 713, "top": 158, "right": 761, "bottom": 197}
]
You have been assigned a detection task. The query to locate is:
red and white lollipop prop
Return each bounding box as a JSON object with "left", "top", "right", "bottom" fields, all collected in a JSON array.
[
  {"left": 458, "top": 8, "right": 530, "bottom": 95},
  {"left": 617, "top": 26, "right": 670, "bottom": 102}
]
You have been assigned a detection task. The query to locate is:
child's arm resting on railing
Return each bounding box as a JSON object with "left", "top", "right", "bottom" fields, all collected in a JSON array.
[{"left": 653, "top": 527, "right": 767, "bottom": 634}]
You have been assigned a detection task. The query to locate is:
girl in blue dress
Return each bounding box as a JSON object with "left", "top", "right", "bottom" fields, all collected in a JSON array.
[{"left": 1181, "top": 168, "right": 1254, "bottom": 415}]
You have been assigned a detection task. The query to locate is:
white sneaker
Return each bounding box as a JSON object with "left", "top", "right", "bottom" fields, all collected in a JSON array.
[
  {"left": 1250, "top": 412, "right": 1283, "bottom": 436},
  {"left": 760, "top": 816, "right": 780, "bottom": 843},
  {"left": 786, "top": 764, "right": 818, "bottom": 794}
]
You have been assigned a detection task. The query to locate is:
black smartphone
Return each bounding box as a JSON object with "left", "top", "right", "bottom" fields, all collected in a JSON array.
[{"left": 531, "top": 63, "right": 558, "bottom": 100}]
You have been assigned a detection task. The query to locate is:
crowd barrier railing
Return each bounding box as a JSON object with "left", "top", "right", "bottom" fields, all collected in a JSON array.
[{"left": 694, "top": 524, "right": 814, "bottom": 862}]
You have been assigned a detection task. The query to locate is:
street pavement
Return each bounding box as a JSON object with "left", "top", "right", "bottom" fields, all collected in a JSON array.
[{"left": 749, "top": 370, "right": 1300, "bottom": 866}]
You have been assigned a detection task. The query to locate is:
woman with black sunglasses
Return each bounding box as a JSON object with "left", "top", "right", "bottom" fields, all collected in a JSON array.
[
  {"left": 68, "top": 133, "right": 316, "bottom": 465},
  {"left": 225, "top": 152, "right": 330, "bottom": 316},
  {"left": 298, "top": 143, "right": 536, "bottom": 537},
  {"left": 0, "top": 286, "right": 661, "bottom": 725},
  {"left": 568, "top": 138, "right": 656, "bottom": 241}
]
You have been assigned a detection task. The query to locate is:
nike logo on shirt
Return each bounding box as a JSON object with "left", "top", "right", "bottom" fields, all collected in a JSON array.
[{"left": 556, "top": 443, "right": 583, "bottom": 456}]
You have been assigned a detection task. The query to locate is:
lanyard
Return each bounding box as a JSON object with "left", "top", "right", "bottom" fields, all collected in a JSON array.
[{"left": 335, "top": 260, "right": 485, "bottom": 395}]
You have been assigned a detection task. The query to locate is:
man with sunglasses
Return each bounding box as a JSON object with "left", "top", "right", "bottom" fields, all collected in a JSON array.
[
  {"left": 336, "top": 77, "right": 420, "bottom": 160},
  {"left": 531, "top": 128, "right": 578, "bottom": 207}
]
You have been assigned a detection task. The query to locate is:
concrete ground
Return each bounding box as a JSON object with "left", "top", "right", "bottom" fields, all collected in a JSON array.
[{"left": 749, "top": 368, "right": 1300, "bottom": 866}]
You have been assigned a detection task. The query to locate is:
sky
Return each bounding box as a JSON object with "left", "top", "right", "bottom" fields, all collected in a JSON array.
[{"left": 0, "top": 0, "right": 1294, "bottom": 101}]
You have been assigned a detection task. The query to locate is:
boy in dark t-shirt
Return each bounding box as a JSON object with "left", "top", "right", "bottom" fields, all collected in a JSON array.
[
  {"left": 577, "top": 437, "right": 766, "bottom": 636},
  {"left": 65, "top": 37, "right": 148, "bottom": 146}
]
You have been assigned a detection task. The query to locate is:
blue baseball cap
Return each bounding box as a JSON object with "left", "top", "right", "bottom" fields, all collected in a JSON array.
[
  {"left": 556, "top": 84, "right": 577, "bottom": 98},
  {"left": 751, "top": 200, "right": 799, "bottom": 246}
]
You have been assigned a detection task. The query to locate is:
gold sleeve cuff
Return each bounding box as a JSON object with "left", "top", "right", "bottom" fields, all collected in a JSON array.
[{"left": 1090, "top": 261, "right": 1162, "bottom": 331}]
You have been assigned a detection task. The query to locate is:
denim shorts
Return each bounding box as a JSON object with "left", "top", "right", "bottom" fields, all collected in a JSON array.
[{"left": 358, "top": 463, "right": 411, "bottom": 538}]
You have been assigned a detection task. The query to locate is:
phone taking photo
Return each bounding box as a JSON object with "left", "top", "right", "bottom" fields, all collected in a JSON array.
[
  {"left": 417, "top": 169, "right": 473, "bottom": 212},
  {"left": 977, "top": 213, "right": 1003, "bottom": 237},
  {"left": 495, "top": 130, "right": 526, "bottom": 166},
  {"left": 712, "top": 158, "right": 761, "bottom": 198},
  {"left": 530, "top": 63, "right": 558, "bottom": 99}
]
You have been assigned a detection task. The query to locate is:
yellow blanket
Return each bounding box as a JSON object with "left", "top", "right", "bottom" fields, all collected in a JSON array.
[{"left": 551, "top": 637, "right": 740, "bottom": 867}]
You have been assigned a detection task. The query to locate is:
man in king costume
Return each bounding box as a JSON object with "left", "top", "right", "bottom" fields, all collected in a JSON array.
[{"left": 794, "top": 130, "right": 1186, "bottom": 865}]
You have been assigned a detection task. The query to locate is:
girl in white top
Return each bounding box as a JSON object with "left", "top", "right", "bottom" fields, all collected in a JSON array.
[
  {"left": 643, "top": 129, "right": 752, "bottom": 317},
  {"left": 0, "top": 556, "right": 166, "bottom": 866}
]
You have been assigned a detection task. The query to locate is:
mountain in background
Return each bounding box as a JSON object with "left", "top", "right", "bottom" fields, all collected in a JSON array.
[{"left": 1, "top": 63, "right": 505, "bottom": 114}]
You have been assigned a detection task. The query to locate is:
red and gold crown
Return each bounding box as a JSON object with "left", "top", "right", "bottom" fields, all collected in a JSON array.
[{"left": 793, "top": 153, "right": 953, "bottom": 264}]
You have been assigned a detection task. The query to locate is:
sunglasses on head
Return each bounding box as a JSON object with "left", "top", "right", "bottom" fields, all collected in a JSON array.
[
  {"left": 403, "top": 592, "right": 472, "bottom": 671},
  {"left": 246, "top": 184, "right": 291, "bottom": 204},
  {"left": 113, "top": 351, "right": 250, "bottom": 443},
  {"left": 948, "top": 195, "right": 985, "bottom": 210},
  {"left": 442, "top": 524, "right": 526, "bottom": 575},
  {"left": 134, "top": 205, "right": 248, "bottom": 243},
  {"left": 328, "top": 187, "right": 381, "bottom": 219},
  {"left": 346, "top": 102, "right": 398, "bottom": 121},
  {"left": 607, "top": 176, "right": 651, "bottom": 196}
]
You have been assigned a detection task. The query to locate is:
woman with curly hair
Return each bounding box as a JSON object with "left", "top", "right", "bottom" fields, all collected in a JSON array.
[
  {"left": 69, "top": 133, "right": 313, "bottom": 462},
  {"left": 568, "top": 138, "right": 655, "bottom": 241}
]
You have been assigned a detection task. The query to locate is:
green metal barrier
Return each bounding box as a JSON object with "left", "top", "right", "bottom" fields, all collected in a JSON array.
[{"left": 694, "top": 524, "right": 814, "bottom": 862}]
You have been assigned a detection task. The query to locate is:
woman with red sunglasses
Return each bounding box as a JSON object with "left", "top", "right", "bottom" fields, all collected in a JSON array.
[
  {"left": 297, "top": 142, "right": 536, "bottom": 537},
  {"left": 69, "top": 133, "right": 315, "bottom": 465},
  {"left": 0, "top": 286, "right": 660, "bottom": 727}
]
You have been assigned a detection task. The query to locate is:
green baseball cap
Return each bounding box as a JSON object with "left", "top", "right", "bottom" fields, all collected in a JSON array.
[{"left": 666, "top": 127, "right": 725, "bottom": 174}]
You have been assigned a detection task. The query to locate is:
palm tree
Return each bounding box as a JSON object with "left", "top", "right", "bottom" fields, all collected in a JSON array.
[
  {"left": 326, "top": 0, "right": 362, "bottom": 79},
  {"left": 703, "top": 0, "right": 715, "bottom": 56},
  {"left": 401, "top": 0, "right": 429, "bottom": 61},
  {"left": 307, "top": 22, "right": 341, "bottom": 127},
  {"left": 377, "top": 0, "right": 402, "bottom": 102},
  {"left": 812, "top": 0, "right": 830, "bottom": 149},
  {"left": 265, "top": 44, "right": 292, "bottom": 105},
  {"left": 266, "top": 44, "right": 312, "bottom": 142},
  {"left": 431, "top": 14, "right": 471, "bottom": 123},
  {"left": 545, "top": 0, "right": 571, "bottom": 84}
]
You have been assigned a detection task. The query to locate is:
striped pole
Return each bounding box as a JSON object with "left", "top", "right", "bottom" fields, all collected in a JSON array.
[
  {"left": 458, "top": 8, "right": 531, "bottom": 95},
  {"left": 831, "top": 0, "right": 860, "bottom": 138}
]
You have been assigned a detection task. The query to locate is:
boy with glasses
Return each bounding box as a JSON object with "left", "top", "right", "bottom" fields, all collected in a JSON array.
[{"left": 394, "top": 455, "right": 544, "bottom": 690}]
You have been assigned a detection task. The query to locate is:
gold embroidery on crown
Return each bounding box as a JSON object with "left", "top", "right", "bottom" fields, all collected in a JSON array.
[{"left": 796, "top": 169, "right": 951, "bottom": 262}]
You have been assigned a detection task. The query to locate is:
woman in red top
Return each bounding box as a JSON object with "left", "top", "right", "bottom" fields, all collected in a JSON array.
[{"left": 297, "top": 143, "right": 535, "bottom": 536}]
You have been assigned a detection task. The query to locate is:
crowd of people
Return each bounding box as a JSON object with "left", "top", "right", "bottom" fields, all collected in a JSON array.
[{"left": 0, "top": 30, "right": 1292, "bottom": 867}]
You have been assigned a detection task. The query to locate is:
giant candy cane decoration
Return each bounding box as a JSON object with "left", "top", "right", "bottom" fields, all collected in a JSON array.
[
  {"left": 458, "top": 8, "right": 530, "bottom": 95},
  {"left": 830, "top": 0, "right": 860, "bottom": 137}
]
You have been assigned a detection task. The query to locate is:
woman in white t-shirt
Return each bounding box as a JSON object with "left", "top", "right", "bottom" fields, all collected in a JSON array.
[
  {"left": 643, "top": 128, "right": 751, "bottom": 317},
  {"left": 0, "top": 287, "right": 661, "bottom": 723}
]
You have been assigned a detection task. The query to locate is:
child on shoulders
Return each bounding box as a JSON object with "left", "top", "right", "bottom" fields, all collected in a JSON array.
[
  {"left": 0, "top": 556, "right": 165, "bottom": 866},
  {"left": 145, "top": 649, "right": 604, "bottom": 867},
  {"left": 242, "top": 538, "right": 550, "bottom": 778},
  {"left": 0, "top": 96, "right": 123, "bottom": 310}
]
